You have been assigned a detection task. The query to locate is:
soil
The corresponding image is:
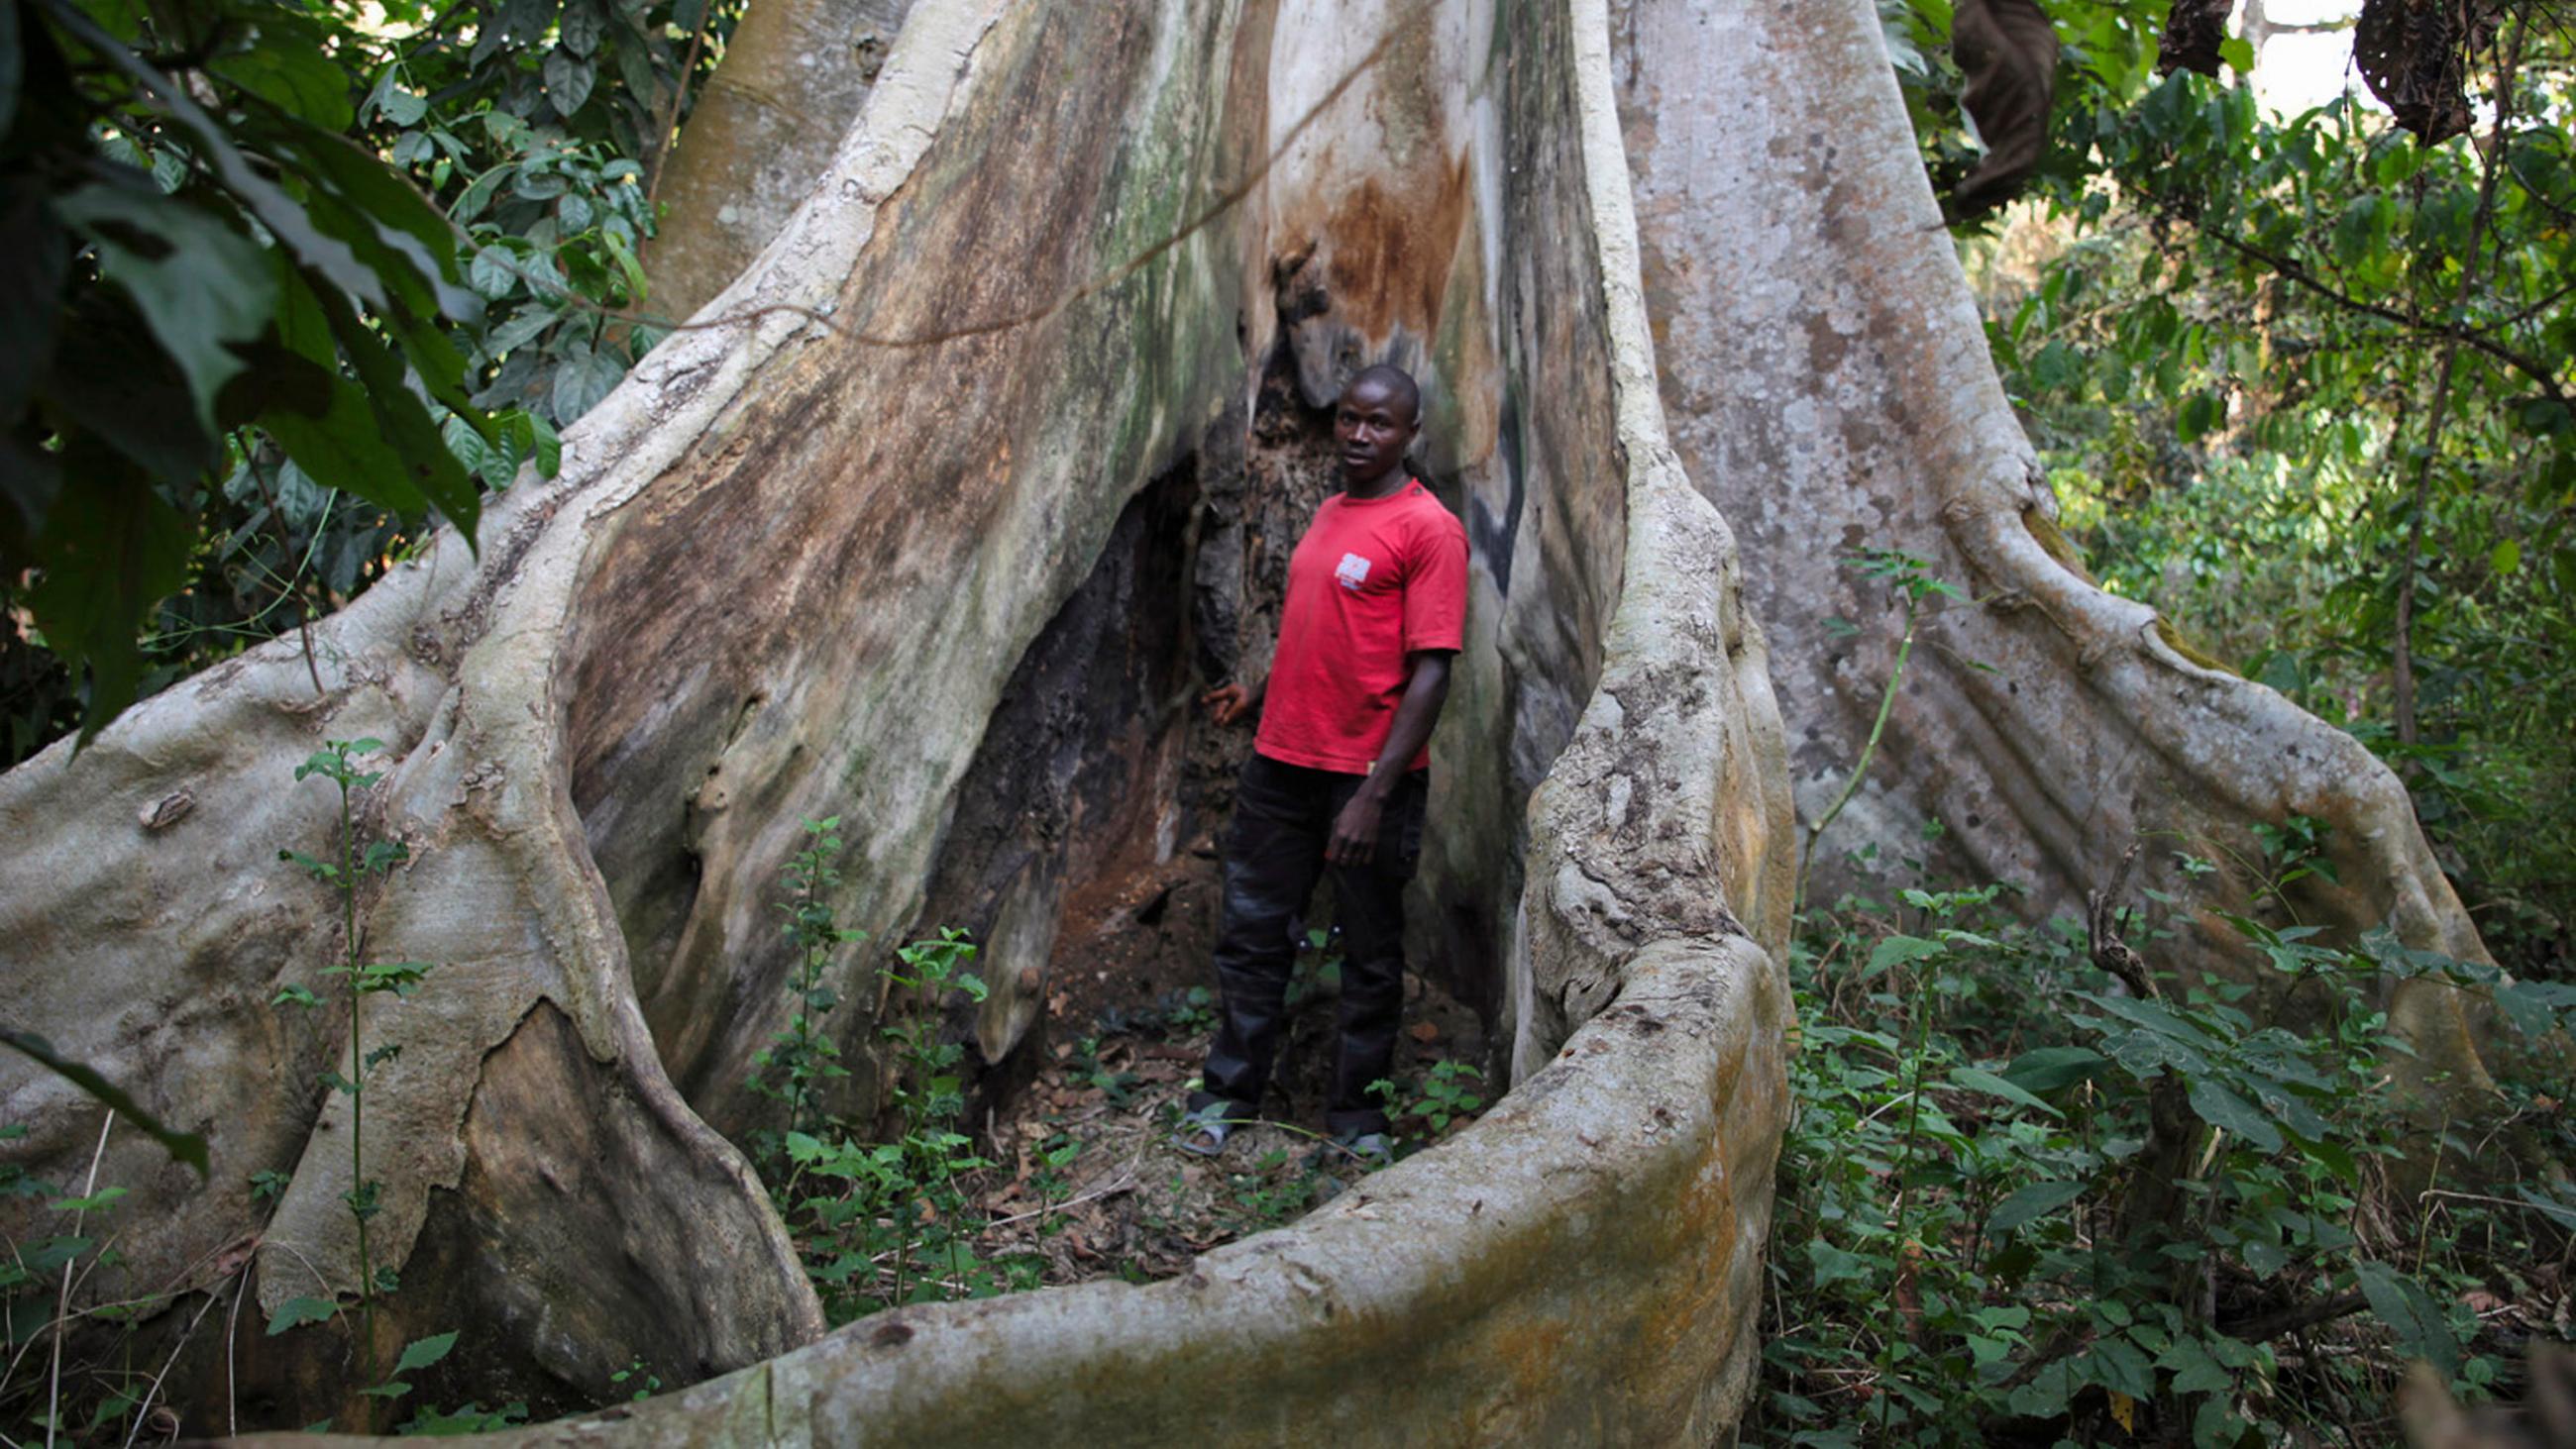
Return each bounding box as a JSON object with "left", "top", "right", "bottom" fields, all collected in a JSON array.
[{"left": 967, "top": 947, "right": 1489, "bottom": 1287}]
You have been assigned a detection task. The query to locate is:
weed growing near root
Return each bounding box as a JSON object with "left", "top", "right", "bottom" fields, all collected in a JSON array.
[
  {"left": 1755, "top": 842, "right": 2576, "bottom": 1447},
  {"left": 746, "top": 826, "right": 1492, "bottom": 1320}
]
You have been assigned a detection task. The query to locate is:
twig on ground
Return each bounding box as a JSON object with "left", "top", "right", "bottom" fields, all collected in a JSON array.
[{"left": 983, "top": 1158, "right": 1143, "bottom": 1233}]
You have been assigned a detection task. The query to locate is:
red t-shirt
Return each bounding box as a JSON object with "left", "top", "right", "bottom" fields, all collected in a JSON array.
[{"left": 1256, "top": 478, "right": 1468, "bottom": 775}]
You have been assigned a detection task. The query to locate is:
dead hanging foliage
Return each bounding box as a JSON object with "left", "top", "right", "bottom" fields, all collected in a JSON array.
[
  {"left": 1950, "top": 0, "right": 2060, "bottom": 218},
  {"left": 2158, "top": 0, "right": 2236, "bottom": 75},
  {"left": 2355, "top": 0, "right": 2505, "bottom": 144}
]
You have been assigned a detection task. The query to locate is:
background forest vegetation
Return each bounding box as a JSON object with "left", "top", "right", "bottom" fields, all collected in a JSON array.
[{"left": 2, "top": 0, "right": 2572, "bottom": 1442}]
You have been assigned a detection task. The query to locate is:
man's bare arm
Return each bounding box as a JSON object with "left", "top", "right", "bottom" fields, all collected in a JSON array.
[{"left": 1327, "top": 651, "right": 1453, "bottom": 866}]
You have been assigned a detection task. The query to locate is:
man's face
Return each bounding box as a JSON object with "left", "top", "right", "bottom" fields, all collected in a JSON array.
[{"left": 1335, "top": 377, "right": 1417, "bottom": 485}]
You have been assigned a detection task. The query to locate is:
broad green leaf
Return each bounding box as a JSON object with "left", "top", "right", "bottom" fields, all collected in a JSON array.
[
  {"left": 559, "top": 0, "right": 604, "bottom": 55},
  {"left": 1987, "top": 1180, "right": 2087, "bottom": 1236},
  {"left": 0, "top": 172, "right": 67, "bottom": 445},
  {"left": 2186, "top": 1079, "right": 2283, "bottom": 1153},
  {"left": 2079, "top": 1334, "right": 2157, "bottom": 1399},
  {"left": 54, "top": 180, "right": 273, "bottom": 430},
  {"left": 209, "top": 23, "right": 354, "bottom": 131},
  {"left": 2516, "top": 1187, "right": 2576, "bottom": 1233},
  {"left": 2356, "top": 1262, "right": 2460, "bottom": 1377},
  {"left": 49, "top": 1186, "right": 127, "bottom": 1212},
  {"left": 2159, "top": 1334, "right": 2234, "bottom": 1396},
  {"left": 21, "top": 445, "right": 192, "bottom": 736},
  {"left": 1807, "top": 1237, "right": 1875, "bottom": 1289},
  {"left": 1865, "top": 935, "right": 1946, "bottom": 977},
  {"left": 549, "top": 345, "right": 624, "bottom": 423},
  {"left": 471, "top": 246, "right": 522, "bottom": 301},
  {"left": 306, "top": 280, "right": 481, "bottom": 542},
  {"left": 393, "top": 1330, "right": 459, "bottom": 1376},
  {"left": 543, "top": 48, "right": 595, "bottom": 117},
  {"left": 0, "top": 1029, "right": 206, "bottom": 1179},
  {"left": 266, "top": 1295, "right": 337, "bottom": 1335},
  {"left": 1947, "top": 1067, "right": 2063, "bottom": 1119},
  {"left": 48, "top": 5, "right": 383, "bottom": 308},
  {"left": 2000, "top": 1045, "right": 2107, "bottom": 1093},
  {"left": 261, "top": 374, "right": 433, "bottom": 520}
]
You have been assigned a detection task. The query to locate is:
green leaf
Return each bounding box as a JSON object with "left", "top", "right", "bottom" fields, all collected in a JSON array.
[
  {"left": 2080, "top": 1334, "right": 2157, "bottom": 1399},
  {"left": 2216, "top": 37, "right": 2255, "bottom": 73},
  {"left": 543, "top": 48, "right": 595, "bottom": 117},
  {"left": 46, "top": 5, "right": 383, "bottom": 308},
  {"left": 266, "top": 1294, "right": 338, "bottom": 1335},
  {"left": 50, "top": 1185, "right": 127, "bottom": 1212},
  {"left": 260, "top": 374, "right": 433, "bottom": 520},
  {"left": 21, "top": 446, "right": 193, "bottom": 739},
  {"left": 549, "top": 344, "right": 624, "bottom": 423},
  {"left": 393, "top": 1331, "right": 460, "bottom": 1376},
  {"left": 2000, "top": 1045, "right": 2107, "bottom": 1093},
  {"left": 1948, "top": 1067, "right": 2064, "bottom": 1118},
  {"left": 2159, "top": 1333, "right": 2234, "bottom": 1396},
  {"left": 209, "top": 23, "right": 354, "bottom": 131},
  {"left": 304, "top": 279, "right": 482, "bottom": 541},
  {"left": 471, "top": 246, "right": 521, "bottom": 301},
  {"left": 1864, "top": 935, "right": 1945, "bottom": 978},
  {"left": 559, "top": 0, "right": 605, "bottom": 55},
  {"left": 0, "top": 173, "right": 69, "bottom": 457},
  {"left": 2187, "top": 1079, "right": 2284, "bottom": 1153},
  {"left": 264, "top": 118, "right": 481, "bottom": 324},
  {"left": 54, "top": 179, "right": 275, "bottom": 430},
  {"left": 0, "top": 1029, "right": 207, "bottom": 1179},
  {"left": 2356, "top": 1261, "right": 2460, "bottom": 1377},
  {"left": 1987, "top": 1179, "right": 2088, "bottom": 1236},
  {"left": 358, "top": 1381, "right": 414, "bottom": 1398},
  {"left": 1807, "top": 1237, "right": 1876, "bottom": 1289},
  {"left": 2515, "top": 1187, "right": 2576, "bottom": 1233},
  {"left": 2491, "top": 538, "right": 2522, "bottom": 574}
]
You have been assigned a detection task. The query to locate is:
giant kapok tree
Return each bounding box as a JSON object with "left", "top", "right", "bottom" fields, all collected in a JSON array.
[{"left": 0, "top": 0, "right": 2537, "bottom": 1441}]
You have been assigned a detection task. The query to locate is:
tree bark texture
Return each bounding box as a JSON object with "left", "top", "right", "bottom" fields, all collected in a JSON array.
[
  {"left": 5, "top": 0, "right": 1795, "bottom": 1435},
  {"left": 1610, "top": 0, "right": 2504, "bottom": 1087},
  {"left": 643, "top": 0, "right": 913, "bottom": 322}
]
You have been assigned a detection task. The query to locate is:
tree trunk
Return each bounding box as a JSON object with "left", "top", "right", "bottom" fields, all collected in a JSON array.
[
  {"left": 1609, "top": 0, "right": 2501, "bottom": 1087},
  {"left": 642, "top": 0, "right": 913, "bottom": 323},
  {"left": 4, "top": 0, "right": 1793, "bottom": 1434},
  {"left": 0, "top": 0, "right": 2513, "bottom": 1440}
]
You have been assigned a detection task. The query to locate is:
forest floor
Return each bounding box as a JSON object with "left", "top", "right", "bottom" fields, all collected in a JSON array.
[{"left": 964, "top": 950, "right": 1491, "bottom": 1288}]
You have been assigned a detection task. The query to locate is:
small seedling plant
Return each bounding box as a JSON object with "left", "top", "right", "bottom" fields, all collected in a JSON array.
[
  {"left": 267, "top": 738, "right": 468, "bottom": 1431},
  {"left": 748, "top": 817, "right": 866, "bottom": 1171},
  {"left": 745, "top": 822, "right": 1048, "bottom": 1320},
  {"left": 1368, "top": 1060, "right": 1486, "bottom": 1142}
]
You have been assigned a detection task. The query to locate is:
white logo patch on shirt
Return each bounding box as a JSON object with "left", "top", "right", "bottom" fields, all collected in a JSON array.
[{"left": 1334, "top": 553, "right": 1372, "bottom": 590}]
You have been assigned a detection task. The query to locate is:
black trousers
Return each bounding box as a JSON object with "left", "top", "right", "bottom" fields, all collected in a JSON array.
[{"left": 1194, "top": 753, "right": 1426, "bottom": 1136}]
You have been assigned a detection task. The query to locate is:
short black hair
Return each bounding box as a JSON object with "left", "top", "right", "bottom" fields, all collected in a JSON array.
[{"left": 1347, "top": 363, "right": 1422, "bottom": 427}]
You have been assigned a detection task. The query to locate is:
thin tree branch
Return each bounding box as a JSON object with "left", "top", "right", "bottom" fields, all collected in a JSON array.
[
  {"left": 2396, "top": 8, "right": 2525, "bottom": 749},
  {"left": 2151, "top": 202, "right": 2568, "bottom": 409},
  {"left": 2218, "top": 1288, "right": 2368, "bottom": 1342}
]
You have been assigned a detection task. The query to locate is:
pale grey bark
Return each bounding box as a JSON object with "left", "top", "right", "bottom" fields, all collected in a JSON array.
[
  {"left": 1612, "top": 0, "right": 2499, "bottom": 1092},
  {"left": 3, "top": 0, "right": 1792, "bottom": 1434}
]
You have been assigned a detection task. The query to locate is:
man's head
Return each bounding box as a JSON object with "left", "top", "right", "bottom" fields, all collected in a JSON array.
[{"left": 1335, "top": 365, "right": 1422, "bottom": 489}]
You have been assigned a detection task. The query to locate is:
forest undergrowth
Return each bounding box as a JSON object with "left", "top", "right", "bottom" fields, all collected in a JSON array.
[
  {"left": 742, "top": 818, "right": 1493, "bottom": 1329},
  {"left": 1751, "top": 832, "right": 2576, "bottom": 1447}
]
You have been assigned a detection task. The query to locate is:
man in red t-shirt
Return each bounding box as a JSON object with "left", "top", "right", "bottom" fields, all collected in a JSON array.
[{"left": 1181, "top": 364, "right": 1469, "bottom": 1160}]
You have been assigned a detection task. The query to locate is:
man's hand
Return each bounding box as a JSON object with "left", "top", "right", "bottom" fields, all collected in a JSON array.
[
  {"left": 1327, "top": 786, "right": 1385, "bottom": 867},
  {"left": 1202, "top": 679, "right": 1262, "bottom": 727}
]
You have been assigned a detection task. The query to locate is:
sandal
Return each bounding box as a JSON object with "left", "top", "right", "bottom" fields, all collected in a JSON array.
[{"left": 1175, "top": 1100, "right": 1245, "bottom": 1158}]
